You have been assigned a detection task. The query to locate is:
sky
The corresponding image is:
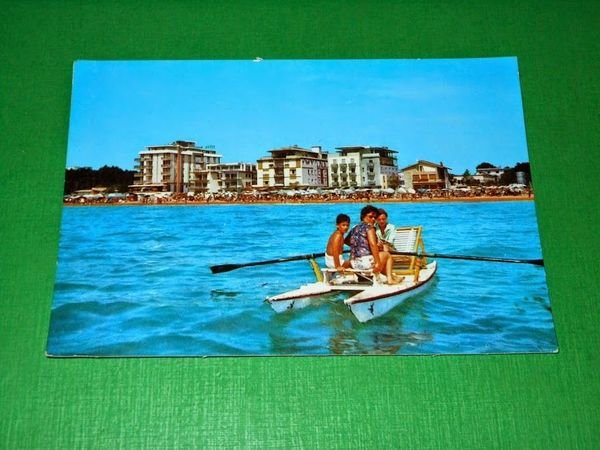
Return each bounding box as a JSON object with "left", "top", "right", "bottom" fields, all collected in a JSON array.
[{"left": 66, "top": 58, "right": 530, "bottom": 174}]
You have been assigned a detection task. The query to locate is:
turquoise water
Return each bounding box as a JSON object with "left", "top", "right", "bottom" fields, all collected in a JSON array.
[{"left": 47, "top": 201, "right": 557, "bottom": 356}]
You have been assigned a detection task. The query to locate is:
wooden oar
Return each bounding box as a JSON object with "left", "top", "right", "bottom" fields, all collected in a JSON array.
[
  {"left": 210, "top": 251, "right": 349, "bottom": 274},
  {"left": 211, "top": 249, "right": 544, "bottom": 274},
  {"left": 391, "top": 251, "right": 544, "bottom": 266}
]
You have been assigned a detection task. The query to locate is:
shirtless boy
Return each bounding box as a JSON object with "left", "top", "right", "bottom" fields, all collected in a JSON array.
[{"left": 325, "top": 214, "right": 352, "bottom": 271}]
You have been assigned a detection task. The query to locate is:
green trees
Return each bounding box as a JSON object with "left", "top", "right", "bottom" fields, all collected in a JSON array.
[
  {"left": 499, "top": 162, "right": 531, "bottom": 186},
  {"left": 64, "top": 166, "right": 135, "bottom": 194}
]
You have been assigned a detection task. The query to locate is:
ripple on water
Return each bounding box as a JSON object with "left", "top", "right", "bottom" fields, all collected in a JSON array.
[{"left": 49, "top": 202, "right": 557, "bottom": 356}]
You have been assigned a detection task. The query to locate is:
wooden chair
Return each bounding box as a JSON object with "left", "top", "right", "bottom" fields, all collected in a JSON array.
[{"left": 390, "top": 226, "right": 427, "bottom": 281}]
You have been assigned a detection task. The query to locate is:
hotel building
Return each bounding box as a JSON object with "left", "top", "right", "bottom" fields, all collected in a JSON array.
[
  {"left": 328, "top": 146, "right": 399, "bottom": 189},
  {"left": 256, "top": 145, "right": 328, "bottom": 189},
  {"left": 131, "top": 141, "right": 222, "bottom": 193},
  {"left": 195, "top": 162, "right": 257, "bottom": 193},
  {"left": 401, "top": 160, "right": 451, "bottom": 190}
]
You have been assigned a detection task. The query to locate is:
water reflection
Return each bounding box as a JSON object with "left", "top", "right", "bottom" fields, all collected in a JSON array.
[{"left": 267, "top": 289, "right": 434, "bottom": 356}]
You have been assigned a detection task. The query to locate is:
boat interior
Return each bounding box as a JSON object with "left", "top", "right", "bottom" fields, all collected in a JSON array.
[{"left": 315, "top": 225, "right": 428, "bottom": 285}]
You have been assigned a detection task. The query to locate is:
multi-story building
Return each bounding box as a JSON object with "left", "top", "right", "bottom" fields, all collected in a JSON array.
[
  {"left": 256, "top": 145, "right": 328, "bottom": 189},
  {"left": 328, "top": 146, "right": 398, "bottom": 188},
  {"left": 401, "top": 160, "right": 451, "bottom": 190},
  {"left": 131, "top": 140, "right": 222, "bottom": 193},
  {"left": 194, "top": 162, "right": 257, "bottom": 193},
  {"left": 474, "top": 166, "right": 505, "bottom": 184}
]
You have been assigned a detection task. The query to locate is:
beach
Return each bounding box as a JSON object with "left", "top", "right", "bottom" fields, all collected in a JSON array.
[{"left": 64, "top": 191, "right": 534, "bottom": 206}]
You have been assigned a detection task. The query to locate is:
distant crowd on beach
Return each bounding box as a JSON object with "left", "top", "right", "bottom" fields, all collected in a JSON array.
[{"left": 63, "top": 185, "right": 533, "bottom": 206}]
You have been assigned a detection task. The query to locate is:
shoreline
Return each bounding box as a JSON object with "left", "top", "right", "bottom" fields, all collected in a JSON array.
[{"left": 64, "top": 194, "right": 534, "bottom": 207}]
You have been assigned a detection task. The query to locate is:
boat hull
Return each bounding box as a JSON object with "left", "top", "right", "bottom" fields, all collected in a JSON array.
[
  {"left": 345, "top": 261, "right": 437, "bottom": 322},
  {"left": 266, "top": 282, "right": 334, "bottom": 312},
  {"left": 266, "top": 261, "right": 437, "bottom": 321}
]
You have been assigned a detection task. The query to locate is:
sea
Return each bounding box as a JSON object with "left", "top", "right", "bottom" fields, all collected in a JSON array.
[{"left": 47, "top": 200, "right": 558, "bottom": 357}]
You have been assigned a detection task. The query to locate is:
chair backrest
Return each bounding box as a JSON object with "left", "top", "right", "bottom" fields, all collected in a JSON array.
[
  {"left": 390, "top": 226, "right": 425, "bottom": 279},
  {"left": 392, "top": 227, "right": 420, "bottom": 252}
]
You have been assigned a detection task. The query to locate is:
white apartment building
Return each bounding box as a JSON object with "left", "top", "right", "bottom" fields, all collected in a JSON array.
[
  {"left": 131, "top": 141, "right": 222, "bottom": 193},
  {"left": 195, "top": 162, "right": 257, "bottom": 193},
  {"left": 328, "top": 146, "right": 398, "bottom": 189},
  {"left": 256, "top": 145, "right": 328, "bottom": 188},
  {"left": 474, "top": 166, "right": 505, "bottom": 184}
]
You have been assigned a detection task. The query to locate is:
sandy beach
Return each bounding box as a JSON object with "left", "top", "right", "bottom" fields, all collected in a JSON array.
[{"left": 64, "top": 192, "right": 534, "bottom": 206}]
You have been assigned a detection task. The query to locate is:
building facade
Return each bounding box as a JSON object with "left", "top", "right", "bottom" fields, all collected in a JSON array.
[
  {"left": 194, "top": 162, "right": 257, "bottom": 193},
  {"left": 131, "top": 141, "right": 222, "bottom": 193},
  {"left": 328, "top": 146, "right": 398, "bottom": 189},
  {"left": 401, "top": 160, "right": 451, "bottom": 190},
  {"left": 474, "top": 166, "right": 505, "bottom": 184},
  {"left": 256, "top": 145, "right": 328, "bottom": 189}
]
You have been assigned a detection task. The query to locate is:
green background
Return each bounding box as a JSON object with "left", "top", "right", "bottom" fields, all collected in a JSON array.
[{"left": 1, "top": 1, "right": 598, "bottom": 448}]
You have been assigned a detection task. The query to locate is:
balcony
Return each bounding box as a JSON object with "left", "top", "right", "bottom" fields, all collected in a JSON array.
[{"left": 413, "top": 173, "right": 439, "bottom": 183}]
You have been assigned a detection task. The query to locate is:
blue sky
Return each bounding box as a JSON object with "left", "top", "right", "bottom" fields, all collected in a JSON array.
[{"left": 67, "top": 58, "right": 529, "bottom": 174}]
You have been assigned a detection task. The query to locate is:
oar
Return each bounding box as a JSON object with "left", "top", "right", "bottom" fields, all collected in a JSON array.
[
  {"left": 391, "top": 251, "right": 544, "bottom": 266},
  {"left": 210, "top": 251, "right": 348, "bottom": 274}
]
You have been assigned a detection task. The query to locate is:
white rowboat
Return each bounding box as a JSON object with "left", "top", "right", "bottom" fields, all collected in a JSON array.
[
  {"left": 265, "top": 260, "right": 436, "bottom": 322},
  {"left": 266, "top": 225, "right": 437, "bottom": 322}
]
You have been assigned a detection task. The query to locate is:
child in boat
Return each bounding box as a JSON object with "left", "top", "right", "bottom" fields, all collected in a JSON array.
[{"left": 325, "top": 214, "right": 352, "bottom": 271}]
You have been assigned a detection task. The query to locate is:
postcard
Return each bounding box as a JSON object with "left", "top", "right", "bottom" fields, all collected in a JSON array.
[{"left": 47, "top": 58, "right": 557, "bottom": 357}]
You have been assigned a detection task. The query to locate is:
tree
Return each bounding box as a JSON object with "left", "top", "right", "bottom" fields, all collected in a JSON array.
[
  {"left": 476, "top": 162, "right": 495, "bottom": 170},
  {"left": 64, "top": 166, "right": 135, "bottom": 194},
  {"left": 498, "top": 162, "right": 531, "bottom": 186},
  {"left": 462, "top": 169, "right": 481, "bottom": 186}
]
